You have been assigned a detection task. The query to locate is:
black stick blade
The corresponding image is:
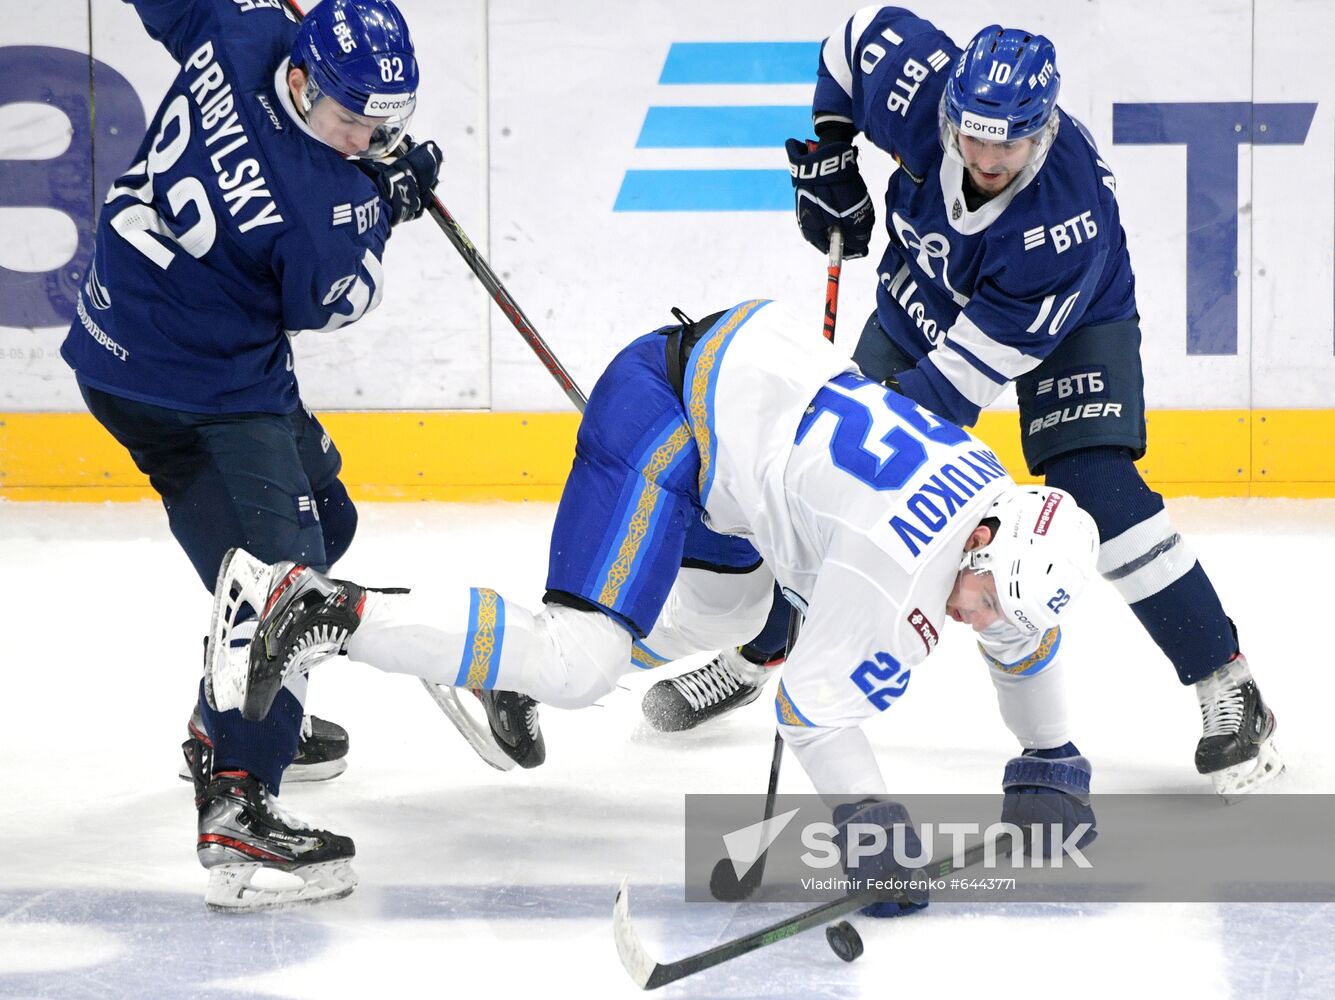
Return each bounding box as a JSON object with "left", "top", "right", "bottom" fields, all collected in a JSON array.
[{"left": 709, "top": 856, "right": 762, "bottom": 902}]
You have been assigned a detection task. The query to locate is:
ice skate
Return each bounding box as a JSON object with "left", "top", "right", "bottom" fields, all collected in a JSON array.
[
  {"left": 642, "top": 648, "right": 772, "bottom": 732},
  {"left": 478, "top": 689, "right": 546, "bottom": 768},
  {"left": 207, "top": 548, "right": 366, "bottom": 722},
  {"left": 183, "top": 737, "right": 356, "bottom": 911},
  {"left": 179, "top": 705, "right": 349, "bottom": 783},
  {"left": 1194, "top": 653, "right": 1283, "bottom": 799}
]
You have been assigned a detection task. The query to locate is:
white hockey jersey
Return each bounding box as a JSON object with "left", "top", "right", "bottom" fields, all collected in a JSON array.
[{"left": 682, "top": 299, "right": 1052, "bottom": 743}]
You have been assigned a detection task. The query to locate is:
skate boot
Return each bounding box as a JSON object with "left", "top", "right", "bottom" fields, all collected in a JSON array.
[
  {"left": 478, "top": 689, "right": 546, "bottom": 768},
  {"left": 183, "top": 737, "right": 356, "bottom": 911},
  {"left": 642, "top": 648, "right": 774, "bottom": 732},
  {"left": 179, "top": 705, "right": 350, "bottom": 784},
  {"left": 1194, "top": 653, "right": 1283, "bottom": 799},
  {"left": 207, "top": 548, "right": 367, "bottom": 722}
]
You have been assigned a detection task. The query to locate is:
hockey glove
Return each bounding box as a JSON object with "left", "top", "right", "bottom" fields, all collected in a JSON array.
[
  {"left": 358, "top": 139, "right": 444, "bottom": 226},
  {"left": 785, "top": 138, "right": 874, "bottom": 258},
  {"left": 832, "top": 798, "right": 930, "bottom": 918},
  {"left": 1001, "top": 742, "right": 1098, "bottom": 859}
]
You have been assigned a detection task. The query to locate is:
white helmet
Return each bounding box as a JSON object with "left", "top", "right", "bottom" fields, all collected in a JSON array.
[{"left": 959, "top": 486, "right": 1099, "bottom": 636}]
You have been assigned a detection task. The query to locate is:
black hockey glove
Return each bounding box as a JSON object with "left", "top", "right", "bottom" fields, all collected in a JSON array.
[
  {"left": 784, "top": 138, "right": 874, "bottom": 258},
  {"left": 1000, "top": 743, "right": 1098, "bottom": 859},
  {"left": 832, "top": 798, "right": 929, "bottom": 918},
  {"left": 358, "top": 139, "right": 443, "bottom": 226}
]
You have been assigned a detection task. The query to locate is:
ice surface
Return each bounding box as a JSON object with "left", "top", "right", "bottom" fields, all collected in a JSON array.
[{"left": 1, "top": 499, "right": 1332, "bottom": 999}]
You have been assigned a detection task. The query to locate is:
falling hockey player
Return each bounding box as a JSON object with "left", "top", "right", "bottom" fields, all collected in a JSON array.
[
  {"left": 647, "top": 6, "right": 1283, "bottom": 802},
  {"left": 203, "top": 298, "right": 1103, "bottom": 912}
]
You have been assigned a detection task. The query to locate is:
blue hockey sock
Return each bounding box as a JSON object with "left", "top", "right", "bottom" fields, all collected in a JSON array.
[
  {"left": 740, "top": 584, "right": 792, "bottom": 663},
  {"left": 197, "top": 676, "right": 303, "bottom": 795},
  {"left": 1045, "top": 447, "right": 1236, "bottom": 685}
]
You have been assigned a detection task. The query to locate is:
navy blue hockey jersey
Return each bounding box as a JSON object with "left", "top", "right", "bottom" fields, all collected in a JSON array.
[
  {"left": 62, "top": 0, "right": 392, "bottom": 414},
  {"left": 813, "top": 6, "right": 1137, "bottom": 427}
]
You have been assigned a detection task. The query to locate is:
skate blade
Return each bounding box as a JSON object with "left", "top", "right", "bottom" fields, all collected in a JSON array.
[
  {"left": 204, "top": 859, "right": 357, "bottom": 912},
  {"left": 179, "top": 757, "right": 347, "bottom": 784},
  {"left": 1212, "top": 737, "right": 1285, "bottom": 802},
  {"left": 206, "top": 549, "right": 277, "bottom": 715},
  {"left": 419, "top": 678, "right": 516, "bottom": 771}
]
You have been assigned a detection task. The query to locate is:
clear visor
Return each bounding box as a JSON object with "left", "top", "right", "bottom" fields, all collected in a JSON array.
[
  {"left": 938, "top": 93, "right": 1057, "bottom": 174},
  {"left": 301, "top": 75, "right": 415, "bottom": 159}
]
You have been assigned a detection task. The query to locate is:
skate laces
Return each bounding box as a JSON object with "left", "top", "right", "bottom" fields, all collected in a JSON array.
[
  {"left": 301, "top": 715, "right": 313, "bottom": 740},
  {"left": 671, "top": 654, "right": 746, "bottom": 712},
  {"left": 524, "top": 701, "right": 540, "bottom": 738},
  {"left": 1198, "top": 660, "right": 1249, "bottom": 738},
  {"left": 257, "top": 784, "right": 313, "bottom": 831}
]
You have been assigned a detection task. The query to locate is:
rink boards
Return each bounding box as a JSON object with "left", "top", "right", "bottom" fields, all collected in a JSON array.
[{"left": 2, "top": 0, "right": 1334, "bottom": 497}]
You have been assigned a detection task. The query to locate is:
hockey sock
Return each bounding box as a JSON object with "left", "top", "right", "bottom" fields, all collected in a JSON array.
[
  {"left": 198, "top": 677, "right": 303, "bottom": 795},
  {"left": 740, "top": 584, "right": 793, "bottom": 663},
  {"left": 1045, "top": 447, "right": 1236, "bottom": 684}
]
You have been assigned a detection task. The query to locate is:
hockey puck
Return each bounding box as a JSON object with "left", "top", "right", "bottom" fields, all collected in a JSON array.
[
  {"left": 826, "top": 920, "right": 864, "bottom": 963},
  {"left": 709, "top": 858, "right": 757, "bottom": 902}
]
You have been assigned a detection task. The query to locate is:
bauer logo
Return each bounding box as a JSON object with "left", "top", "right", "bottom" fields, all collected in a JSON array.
[{"left": 614, "top": 42, "right": 819, "bottom": 212}]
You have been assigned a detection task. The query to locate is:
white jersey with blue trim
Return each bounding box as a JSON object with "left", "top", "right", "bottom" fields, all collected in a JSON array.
[
  {"left": 684, "top": 299, "right": 1057, "bottom": 737},
  {"left": 812, "top": 5, "right": 1138, "bottom": 428},
  {"left": 60, "top": 0, "right": 391, "bottom": 415}
]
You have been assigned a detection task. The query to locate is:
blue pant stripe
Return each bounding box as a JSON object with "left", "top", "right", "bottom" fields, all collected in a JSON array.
[
  {"left": 775, "top": 679, "right": 816, "bottom": 728},
  {"left": 453, "top": 588, "right": 482, "bottom": 687},
  {"left": 683, "top": 300, "right": 771, "bottom": 505},
  {"left": 453, "top": 588, "right": 507, "bottom": 689},
  {"left": 631, "top": 640, "right": 672, "bottom": 670},
  {"left": 591, "top": 420, "right": 695, "bottom": 615}
]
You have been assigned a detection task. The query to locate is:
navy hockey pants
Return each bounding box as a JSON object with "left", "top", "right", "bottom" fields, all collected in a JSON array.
[{"left": 80, "top": 383, "right": 358, "bottom": 790}]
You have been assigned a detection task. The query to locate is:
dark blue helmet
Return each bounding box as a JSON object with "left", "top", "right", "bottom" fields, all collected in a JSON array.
[
  {"left": 291, "top": 0, "right": 418, "bottom": 157},
  {"left": 943, "top": 25, "right": 1060, "bottom": 143}
]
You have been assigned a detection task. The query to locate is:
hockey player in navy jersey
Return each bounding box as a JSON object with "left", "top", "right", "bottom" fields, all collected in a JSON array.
[
  {"left": 654, "top": 7, "right": 1281, "bottom": 800},
  {"left": 60, "top": 0, "right": 445, "bottom": 908}
]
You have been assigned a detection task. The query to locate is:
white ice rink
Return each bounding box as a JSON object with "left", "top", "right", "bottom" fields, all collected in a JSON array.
[{"left": 2, "top": 498, "right": 1332, "bottom": 999}]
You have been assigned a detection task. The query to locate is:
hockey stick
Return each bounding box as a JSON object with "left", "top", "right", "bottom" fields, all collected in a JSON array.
[
  {"left": 279, "top": 0, "right": 588, "bottom": 413},
  {"left": 278, "top": 0, "right": 585, "bottom": 770},
  {"left": 616, "top": 835, "right": 1006, "bottom": 990},
  {"left": 823, "top": 228, "right": 844, "bottom": 342},
  {"left": 706, "top": 229, "right": 846, "bottom": 902}
]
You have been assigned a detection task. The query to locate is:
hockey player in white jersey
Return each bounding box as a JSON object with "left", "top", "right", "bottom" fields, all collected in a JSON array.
[
  {"left": 203, "top": 299, "right": 1101, "bottom": 912},
  {"left": 657, "top": 7, "right": 1282, "bottom": 800}
]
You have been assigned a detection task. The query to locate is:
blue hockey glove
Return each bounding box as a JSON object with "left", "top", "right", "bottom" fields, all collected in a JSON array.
[
  {"left": 358, "top": 139, "right": 443, "bottom": 226},
  {"left": 1001, "top": 742, "right": 1098, "bottom": 859},
  {"left": 832, "top": 798, "right": 930, "bottom": 918},
  {"left": 784, "top": 138, "right": 874, "bottom": 258}
]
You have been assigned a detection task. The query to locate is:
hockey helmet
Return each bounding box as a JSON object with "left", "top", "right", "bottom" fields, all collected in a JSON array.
[
  {"left": 960, "top": 486, "right": 1099, "bottom": 637},
  {"left": 939, "top": 25, "right": 1061, "bottom": 169},
  {"left": 291, "top": 0, "right": 418, "bottom": 157}
]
